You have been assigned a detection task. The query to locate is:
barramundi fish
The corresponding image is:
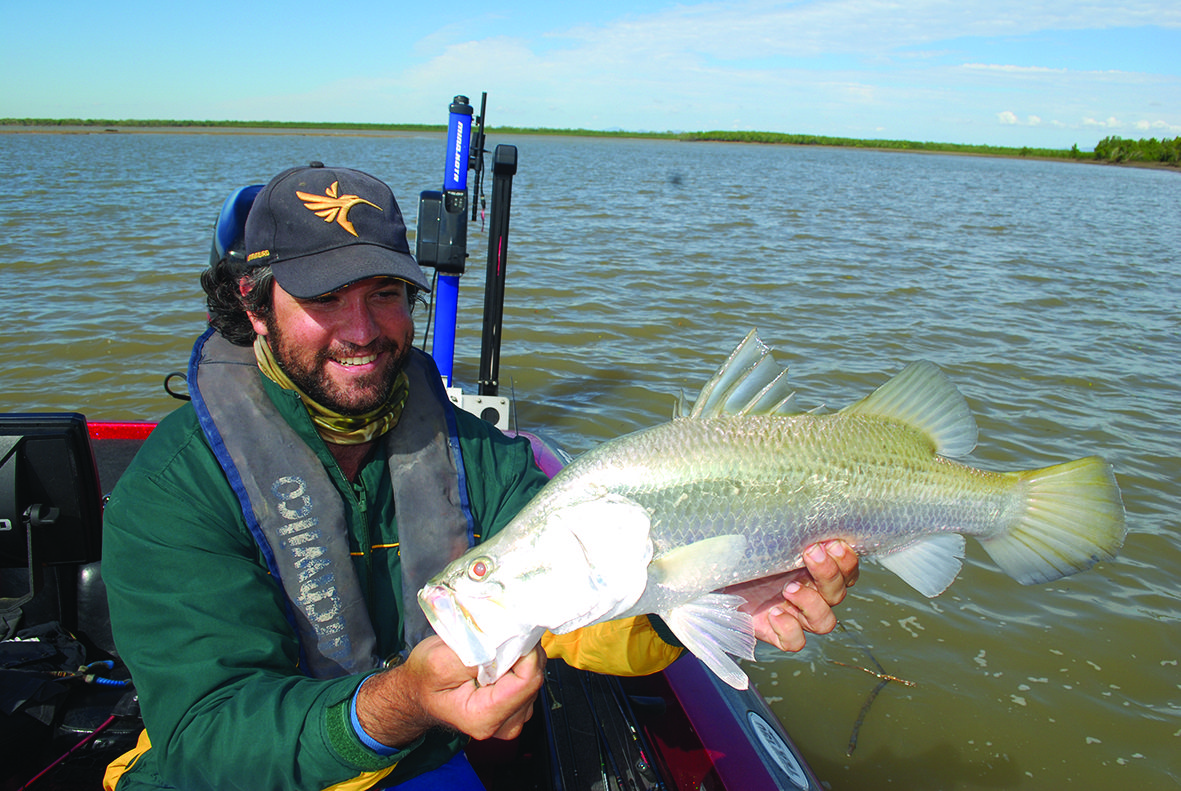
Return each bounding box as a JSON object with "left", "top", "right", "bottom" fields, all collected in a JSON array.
[{"left": 419, "top": 331, "right": 1127, "bottom": 689}]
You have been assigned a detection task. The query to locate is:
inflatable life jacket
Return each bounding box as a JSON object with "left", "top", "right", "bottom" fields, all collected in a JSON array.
[{"left": 188, "top": 327, "right": 475, "bottom": 678}]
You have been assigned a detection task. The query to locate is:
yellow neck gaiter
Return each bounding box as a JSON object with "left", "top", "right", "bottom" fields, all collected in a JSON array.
[{"left": 253, "top": 336, "right": 408, "bottom": 446}]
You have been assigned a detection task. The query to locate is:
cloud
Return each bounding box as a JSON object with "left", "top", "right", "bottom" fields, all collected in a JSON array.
[
  {"left": 964, "top": 63, "right": 1070, "bottom": 75},
  {"left": 187, "top": 1, "right": 1181, "bottom": 147},
  {"left": 997, "top": 111, "right": 1044, "bottom": 126},
  {"left": 1076, "top": 116, "right": 1181, "bottom": 134},
  {"left": 556, "top": 0, "right": 1181, "bottom": 62},
  {"left": 13, "top": 0, "right": 1174, "bottom": 148}
]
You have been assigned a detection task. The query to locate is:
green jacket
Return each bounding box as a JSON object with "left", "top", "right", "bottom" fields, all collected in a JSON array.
[{"left": 102, "top": 371, "right": 549, "bottom": 791}]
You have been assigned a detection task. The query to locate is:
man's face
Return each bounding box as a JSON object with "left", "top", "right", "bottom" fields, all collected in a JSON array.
[{"left": 248, "top": 277, "right": 415, "bottom": 415}]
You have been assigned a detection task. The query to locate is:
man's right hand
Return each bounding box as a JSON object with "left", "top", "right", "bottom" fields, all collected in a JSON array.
[{"left": 355, "top": 636, "right": 546, "bottom": 748}]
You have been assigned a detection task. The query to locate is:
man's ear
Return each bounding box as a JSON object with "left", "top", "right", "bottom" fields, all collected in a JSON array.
[{"left": 240, "top": 277, "right": 268, "bottom": 337}]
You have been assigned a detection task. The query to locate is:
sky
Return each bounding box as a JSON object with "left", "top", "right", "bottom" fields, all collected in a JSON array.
[{"left": 2, "top": 0, "right": 1178, "bottom": 149}]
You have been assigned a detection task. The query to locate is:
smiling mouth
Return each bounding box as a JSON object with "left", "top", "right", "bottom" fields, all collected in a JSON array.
[{"left": 334, "top": 353, "right": 379, "bottom": 367}]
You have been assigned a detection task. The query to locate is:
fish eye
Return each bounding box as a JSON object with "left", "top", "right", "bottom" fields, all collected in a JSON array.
[{"left": 467, "top": 556, "right": 494, "bottom": 581}]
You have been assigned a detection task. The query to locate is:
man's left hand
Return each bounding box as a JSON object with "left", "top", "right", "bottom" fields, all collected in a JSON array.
[{"left": 723, "top": 540, "right": 859, "bottom": 652}]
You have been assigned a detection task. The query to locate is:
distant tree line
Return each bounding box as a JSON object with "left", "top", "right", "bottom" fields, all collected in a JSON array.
[
  {"left": 679, "top": 130, "right": 1076, "bottom": 159},
  {"left": 2, "top": 118, "right": 1176, "bottom": 168},
  {"left": 680, "top": 131, "right": 1179, "bottom": 168},
  {"left": 0, "top": 118, "right": 441, "bottom": 132},
  {"left": 1092, "top": 136, "right": 1180, "bottom": 164}
]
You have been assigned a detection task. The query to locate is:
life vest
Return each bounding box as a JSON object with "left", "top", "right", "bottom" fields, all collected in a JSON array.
[{"left": 188, "top": 327, "right": 475, "bottom": 678}]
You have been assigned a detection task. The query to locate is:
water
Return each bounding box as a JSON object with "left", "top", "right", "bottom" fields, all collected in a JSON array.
[{"left": 2, "top": 129, "right": 1178, "bottom": 789}]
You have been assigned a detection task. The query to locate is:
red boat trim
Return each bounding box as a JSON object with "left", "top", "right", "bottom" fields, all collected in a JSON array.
[{"left": 88, "top": 421, "right": 156, "bottom": 441}]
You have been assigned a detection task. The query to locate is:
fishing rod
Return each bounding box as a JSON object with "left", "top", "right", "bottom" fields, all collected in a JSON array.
[
  {"left": 476, "top": 143, "right": 517, "bottom": 397},
  {"left": 469, "top": 92, "right": 488, "bottom": 224}
]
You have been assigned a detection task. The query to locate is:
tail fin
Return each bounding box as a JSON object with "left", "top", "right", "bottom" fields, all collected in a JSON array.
[{"left": 979, "top": 457, "right": 1126, "bottom": 585}]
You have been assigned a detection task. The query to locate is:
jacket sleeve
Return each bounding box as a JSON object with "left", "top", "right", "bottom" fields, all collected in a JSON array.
[
  {"left": 102, "top": 412, "right": 424, "bottom": 791},
  {"left": 541, "top": 616, "right": 684, "bottom": 676}
]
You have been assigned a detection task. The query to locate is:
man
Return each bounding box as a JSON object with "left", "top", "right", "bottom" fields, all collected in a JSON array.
[{"left": 102, "top": 163, "right": 858, "bottom": 791}]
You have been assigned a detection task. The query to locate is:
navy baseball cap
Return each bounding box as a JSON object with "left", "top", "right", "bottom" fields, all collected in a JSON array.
[{"left": 244, "top": 162, "right": 430, "bottom": 298}]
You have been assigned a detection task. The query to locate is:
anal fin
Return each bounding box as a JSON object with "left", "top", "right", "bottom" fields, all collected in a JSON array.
[{"left": 876, "top": 534, "right": 966, "bottom": 597}]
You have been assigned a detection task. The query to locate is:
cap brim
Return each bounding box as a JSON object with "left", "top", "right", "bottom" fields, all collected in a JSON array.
[{"left": 269, "top": 244, "right": 431, "bottom": 298}]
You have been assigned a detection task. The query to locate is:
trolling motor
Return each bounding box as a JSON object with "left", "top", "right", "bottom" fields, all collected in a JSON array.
[
  {"left": 417, "top": 96, "right": 473, "bottom": 278},
  {"left": 417, "top": 95, "right": 478, "bottom": 385},
  {"left": 416, "top": 94, "right": 517, "bottom": 428}
]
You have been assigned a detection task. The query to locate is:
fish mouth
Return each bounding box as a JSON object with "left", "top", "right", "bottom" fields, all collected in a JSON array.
[
  {"left": 418, "top": 583, "right": 546, "bottom": 686},
  {"left": 417, "top": 584, "right": 494, "bottom": 668}
]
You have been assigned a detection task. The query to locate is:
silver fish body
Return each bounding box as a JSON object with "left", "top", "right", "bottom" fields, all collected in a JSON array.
[
  {"left": 419, "top": 331, "right": 1126, "bottom": 689},
  {"left": 563, "top": 412, "right": 1021, "bottom": 615}
]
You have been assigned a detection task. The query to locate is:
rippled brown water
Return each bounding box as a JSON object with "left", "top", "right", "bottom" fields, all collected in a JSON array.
[{"left": 2, "top": 129, "right": 1178, "bottom": 789}]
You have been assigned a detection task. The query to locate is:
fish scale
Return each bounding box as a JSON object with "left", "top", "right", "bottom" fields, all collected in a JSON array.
[{"left": 584, "top": 414, "right": 1009, "bottom": 571}]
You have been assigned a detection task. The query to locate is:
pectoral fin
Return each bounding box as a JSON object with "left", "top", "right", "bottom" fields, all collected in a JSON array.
[
  {"left": 662, "top": 593, "right": 756, "bottom": 690},
  {"left": 648, "top": 534, "right": 748, "bottom": 594}
]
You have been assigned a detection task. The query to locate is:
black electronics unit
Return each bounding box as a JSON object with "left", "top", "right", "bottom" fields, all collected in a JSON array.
[{"left": 1, "top": 413, "right": 104, "bottom": 610}]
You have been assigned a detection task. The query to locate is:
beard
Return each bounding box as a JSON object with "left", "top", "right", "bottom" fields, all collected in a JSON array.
[{"left": 262, "top": 316, "right": 414, "bottom": 416}]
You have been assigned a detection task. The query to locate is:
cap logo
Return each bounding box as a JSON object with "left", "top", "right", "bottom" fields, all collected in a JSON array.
[{"left": 296, "top": 180, "right": 382, "bottom": 238}]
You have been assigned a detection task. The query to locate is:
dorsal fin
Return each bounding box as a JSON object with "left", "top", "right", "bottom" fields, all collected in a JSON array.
[
  {"left": 685, "top": 330, "right": 799, "bottom": 419},
  {"left": 839, "top": 361, "right": 977, "bottom": 458}
]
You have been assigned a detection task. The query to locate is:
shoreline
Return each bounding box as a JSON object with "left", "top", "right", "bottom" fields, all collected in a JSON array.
[
  {"left": 0, "top": 124, "right": 439, "bottom": 138},
  {"left": 2, "top": 123, "right": 1176, "bottom": 173}
]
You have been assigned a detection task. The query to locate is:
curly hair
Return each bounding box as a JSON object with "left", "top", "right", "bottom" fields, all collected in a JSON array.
[{"left": 200, "top": 257, "right": 274, "bottom": 347}]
